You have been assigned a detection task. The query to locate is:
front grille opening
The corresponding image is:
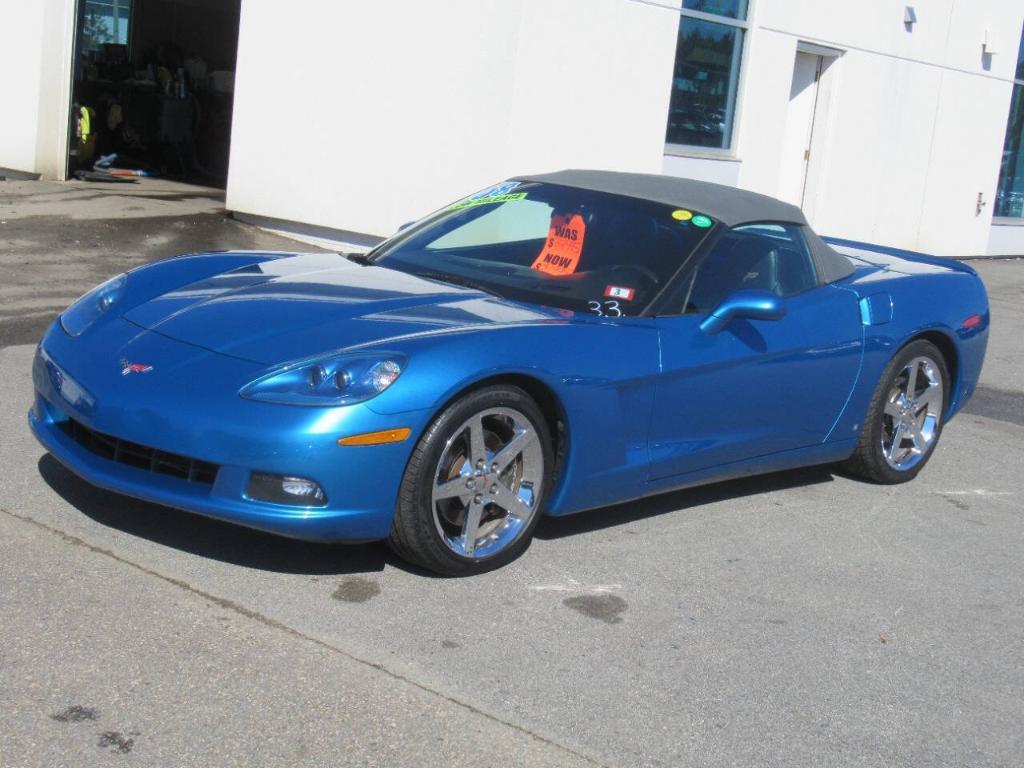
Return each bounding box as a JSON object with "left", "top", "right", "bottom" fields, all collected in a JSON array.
[
  {"left": 59, "top": 417, "right": 219, "bottom": 487},
  {"left": 117, "top": 439, "right": 152, "bottom": 470}
]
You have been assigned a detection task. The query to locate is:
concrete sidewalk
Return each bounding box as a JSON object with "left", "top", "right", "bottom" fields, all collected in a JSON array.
[{"left": 0, "top": 503, "right": 597, "bottom": 768}]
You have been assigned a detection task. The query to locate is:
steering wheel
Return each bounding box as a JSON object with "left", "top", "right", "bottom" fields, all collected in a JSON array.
[{"left": 609, "top": 263, "right": 660, "bottom": 286}]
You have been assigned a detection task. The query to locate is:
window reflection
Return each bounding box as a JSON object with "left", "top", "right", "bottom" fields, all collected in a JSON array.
[
  {"left": 996, "top": 26, "right": 1024, "bottom": 219},
  {"left": 996, "top": 86, "right": 1024, "bottom": 218},
  {"left": 82, "top": 0, "right": 131, "bottom": 53},
  {"left": 681, "top": 1, "right": 748, "bottom": 21},
  {"left": 665, "top": 16, "right": 744, "bottom": 150},
  {"left": 1017, "top": 32, "right": 1024, "bottom": 81}
]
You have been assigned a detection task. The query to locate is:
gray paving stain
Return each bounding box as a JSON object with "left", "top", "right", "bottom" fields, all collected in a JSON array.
[
  {"left": 98, "top": 731, "right": 136, "bottom": 754},
  {"left": 942, "top": 495, "right": 971, "bottom": 511},
  {"left": 563, "top": 594, "right": 627, "bottom": 624},
  {"left": 50, "top": 705, "right": 99, "bottom": 723},
  {"left": 441, "top": 639, "right": 461, "bottom": 649},
  {"left": 332, "top": 577, "right": 381, "bottom": 604}
]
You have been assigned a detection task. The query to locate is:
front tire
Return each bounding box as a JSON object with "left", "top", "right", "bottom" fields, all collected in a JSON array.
[
  {"left": 842, "top": 339, "right": 950, "bottom": 484},
  {"left": 388, "top": 385, "right": 553, "bottom": 575}
]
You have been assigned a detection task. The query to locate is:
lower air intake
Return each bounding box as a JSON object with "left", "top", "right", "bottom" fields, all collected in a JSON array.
[{"left": 59, "top": 417, "right": 219, "bottom": 486}]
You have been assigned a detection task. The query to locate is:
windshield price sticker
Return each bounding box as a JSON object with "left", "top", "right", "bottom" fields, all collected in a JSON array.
[{"left": 531, "top": 212, "right": 586, "bottom": 276}]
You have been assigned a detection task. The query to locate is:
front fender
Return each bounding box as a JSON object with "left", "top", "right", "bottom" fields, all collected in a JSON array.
[{"left": 367, "top": 319, "right": 662, "bottom": 516}]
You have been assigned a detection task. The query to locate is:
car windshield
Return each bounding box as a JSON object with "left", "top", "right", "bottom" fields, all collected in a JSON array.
[{"left": 369, "top": 181, "right": 717, "bottom": 317}]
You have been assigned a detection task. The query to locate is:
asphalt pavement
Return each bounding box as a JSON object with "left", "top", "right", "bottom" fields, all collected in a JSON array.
[
  {"left": 0, "top": 178, "right": 328, "bottom": 349},
  {"left": 0, "top": 179, "right": 1022, "bottom": 766}
]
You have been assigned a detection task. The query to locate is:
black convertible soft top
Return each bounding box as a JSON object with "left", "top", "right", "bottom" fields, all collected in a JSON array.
[
  {"left": 516, "top": 169, "right": 854, "bottom": 283},
  {"left": 516, "top": 169, "right": 807, "bottom": 227}
]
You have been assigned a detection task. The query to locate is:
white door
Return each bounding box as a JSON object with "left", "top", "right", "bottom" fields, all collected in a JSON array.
[{"left": 778, "top": 52, "right": 823, "bottom": 208}]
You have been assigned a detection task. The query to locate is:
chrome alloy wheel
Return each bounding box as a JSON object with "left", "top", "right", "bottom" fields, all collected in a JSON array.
[
  {"left": 881, "top": 355, "right": 944, "bottom": 471},
  {"left": 431, "top": 407, "right": 544, "bottom": 559}
]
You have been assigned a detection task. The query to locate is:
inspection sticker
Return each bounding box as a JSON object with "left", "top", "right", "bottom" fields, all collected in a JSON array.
[
  {"left": 604, "top": 285, "right": 635, "bottom": 301},
  {"left": 672, "top": 209, "right": 693, "bottom": 221},
  {"left": 692, "top": 214, "right": 713, "bottom": 228}
]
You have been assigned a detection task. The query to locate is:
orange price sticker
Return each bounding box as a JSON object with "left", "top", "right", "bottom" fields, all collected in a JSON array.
[{"left": 531, "top": 213, "right": 586, "bottom": 276}]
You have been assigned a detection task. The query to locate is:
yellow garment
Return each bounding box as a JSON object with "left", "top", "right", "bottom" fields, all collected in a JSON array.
[{"left": 79, "top": 105, "right": 91, "bottom": 140}]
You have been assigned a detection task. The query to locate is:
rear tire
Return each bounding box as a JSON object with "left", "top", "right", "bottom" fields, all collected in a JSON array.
[
  {"left": 387, "top": 385, "right": 553, "bottom": 576},
  {"left": 842, "top": 339, "right": 949, "bottom": 484}
]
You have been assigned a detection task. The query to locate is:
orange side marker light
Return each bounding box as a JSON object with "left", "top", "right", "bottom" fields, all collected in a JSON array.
[{"left": 338, "top": 428, "right": 412, "bottom": 447}]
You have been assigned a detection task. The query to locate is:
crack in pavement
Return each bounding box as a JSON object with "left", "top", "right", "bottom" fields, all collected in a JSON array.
[{"left": 0, "top": 505, "right": 609, "bottom": 768}]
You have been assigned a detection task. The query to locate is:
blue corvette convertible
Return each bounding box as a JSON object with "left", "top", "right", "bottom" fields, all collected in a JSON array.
[{"left": 30, "top": 171, "right": 989, "bottom": 574}]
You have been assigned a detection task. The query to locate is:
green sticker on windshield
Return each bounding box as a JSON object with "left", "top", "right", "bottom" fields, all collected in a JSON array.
[
  {"left": 692, "top": 215, "right": 713, "bottom": 228},
  {"left": 448, "top": 182, "right": 528, "bottom": 210},
  {"left": 448, "top": 192, "right": 527, "bottom": 210}
]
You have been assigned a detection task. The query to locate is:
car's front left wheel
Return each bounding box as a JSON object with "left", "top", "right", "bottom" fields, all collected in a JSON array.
[{"left": 388, "top": 385, "right": 553, "bottom": 575}]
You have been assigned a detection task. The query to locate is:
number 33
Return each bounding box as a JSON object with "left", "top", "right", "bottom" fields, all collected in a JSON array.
[{"left": 587, "top": 300, "right": 622, "bottom": 317}]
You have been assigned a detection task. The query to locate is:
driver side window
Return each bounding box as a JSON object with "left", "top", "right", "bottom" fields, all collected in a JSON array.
[{"left": 680, "top": 222, "right": 818, "bottom": 314}]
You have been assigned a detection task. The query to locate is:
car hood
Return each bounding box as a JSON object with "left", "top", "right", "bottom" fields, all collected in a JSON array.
[{"left": 122, "top": 252, "right": 562, "bottom": 365}]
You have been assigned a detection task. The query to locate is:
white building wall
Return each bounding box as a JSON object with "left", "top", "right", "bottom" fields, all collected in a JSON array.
[
  {"left": 1, "top": 0, "right": 1020, "bottom": 255},
  {"left": 988, "top": 222, "right": 1024, "bottom": 255},
  {"left": 0, "top": 0, "right": 46, "bottom": 172},
  {"left": 726, "top": 0, "right": 1024, "bottom": 256},
  {"left": 0, "top": 0, "right": 76, "bottom": 178},
  {"left": 662, "top": 153, "right": 741, "bottom": 186},
  {"left": 227, "top": 0, "right": 679, "bottom": 238}
]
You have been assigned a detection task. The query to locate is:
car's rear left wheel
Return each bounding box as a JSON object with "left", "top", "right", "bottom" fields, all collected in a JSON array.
[
  {"left": 388, "top": 385, "right": 553, "bottom": 575},
  {"left": 842, "top": 339, "right": 949, "bottom": 484}
]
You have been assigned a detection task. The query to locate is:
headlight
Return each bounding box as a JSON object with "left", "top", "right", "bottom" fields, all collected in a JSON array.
[
  {"left": 240, "top": 353, "right": 406, "bottom": 406},
  {"left": 60, "top": 273, "right": 127, "bottom": 337}
]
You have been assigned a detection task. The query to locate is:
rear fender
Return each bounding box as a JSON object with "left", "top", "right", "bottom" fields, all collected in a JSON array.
[{"left": 830, "top": 267, "right": 989, "bottom": 437}]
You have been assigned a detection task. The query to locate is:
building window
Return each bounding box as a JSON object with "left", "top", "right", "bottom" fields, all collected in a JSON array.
[
  {"left": 81, "top": 0, "right": 132, "bottom": 54},
  {"left": 995, "top": 26, "right": 1024, "bottom": 218},
  {"left": 681, "top": 1, "right": 748, "bottom": 20},
  {"left": 665, "top": 2, "right": 749, "bottom": 152}
]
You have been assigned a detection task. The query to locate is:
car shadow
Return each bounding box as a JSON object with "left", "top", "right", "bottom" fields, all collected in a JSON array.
[
  {"left": 534, "top": 465, "right": 837, "bottom": 540},
  {"left": 37, "top": 454, "right": 410, "bottom": 576},
  {"left": 39, "top": 454, "right": 839, "bottom": 574}
]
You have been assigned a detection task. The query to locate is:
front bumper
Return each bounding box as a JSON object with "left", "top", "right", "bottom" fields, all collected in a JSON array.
[{"left": 29, "top": 323, "right": 427, "bottom": 542}]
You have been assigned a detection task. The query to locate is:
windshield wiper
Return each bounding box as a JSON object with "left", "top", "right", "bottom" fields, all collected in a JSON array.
[
  {"left": 413, "top": 271, "right": 503, "bottom": 297},
  {"left": 344, "top": 252, "right": 373, "bottom": 265}
]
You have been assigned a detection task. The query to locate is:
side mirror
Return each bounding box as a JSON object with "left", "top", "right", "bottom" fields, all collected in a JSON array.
[{"left": 699, "top": 289, "right": 786, "bottom": 335}]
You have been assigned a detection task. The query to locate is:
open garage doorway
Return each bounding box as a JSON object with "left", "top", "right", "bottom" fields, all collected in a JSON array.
[{"left": 68, "top": 0, "right": 241, "bottom": 187}]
